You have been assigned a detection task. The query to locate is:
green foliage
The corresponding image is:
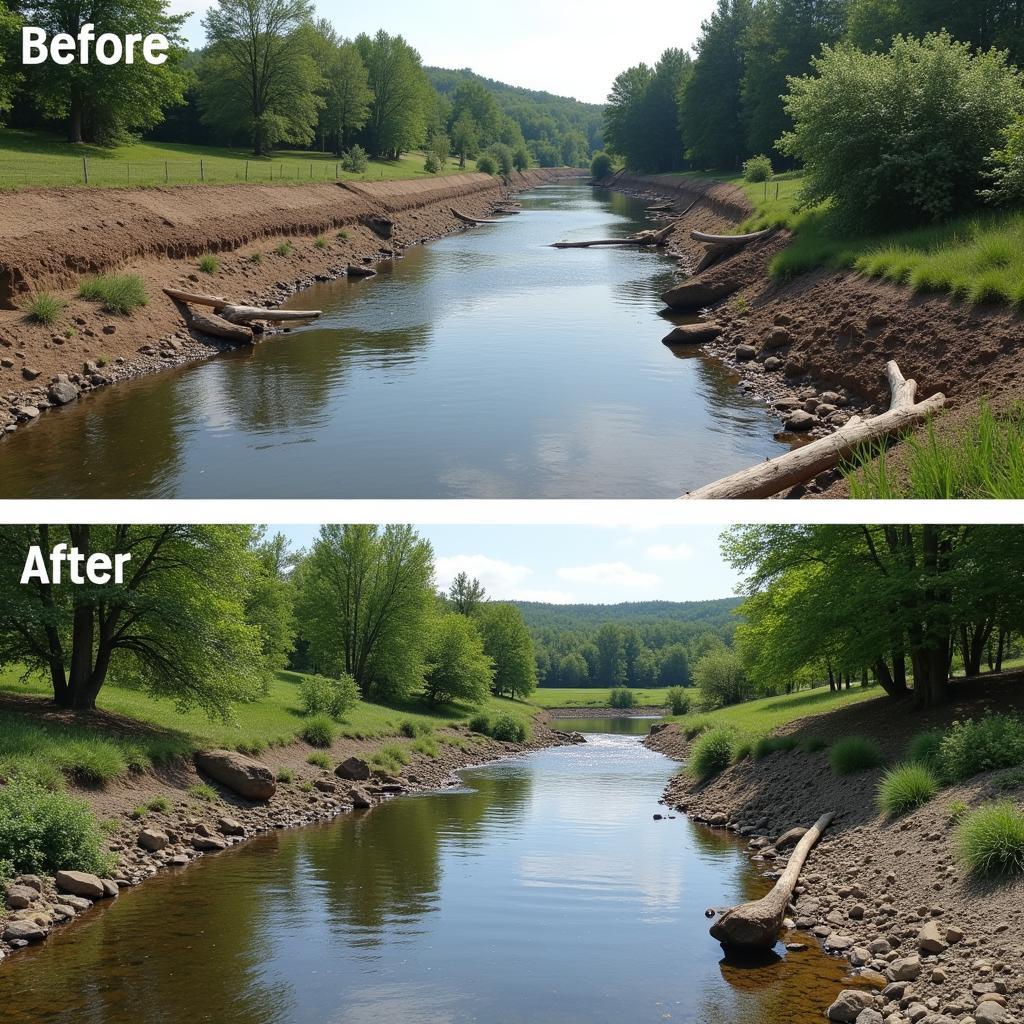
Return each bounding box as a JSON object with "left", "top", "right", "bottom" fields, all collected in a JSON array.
[
  {"left": 830, "top": 736, "right": 884, "bottom": 775},
  {"left": 301, "top": 714, "right": 337, "bottom": 748},
  {"left": 77, "top": 274, "right": 149, "bottom": 316},
  {"left": 324, "top": 42, "right": 374, "bottom": 153},
  {"left": 695, "top": 648, "right": 752, "bottom": 709},
  {"left": 0, "top": 1, "right": 21, "bottom": 123},
  {"left": 802, "top": 737, "right": 829, "bottom": 753},
  {"left": 989, "top": 115, "right": 1024, "bottom": 203},
  {"left": 684, "top": 718, "right": 712, "bottom": 740},
  {"left": 298, "top": 780, "right": 314, "bottom": 793},
  {"left": 476, "top": 154, "right": 497, "bottom": 175},
  {"left": 275, "top": 241, "right": 294, "bottom": 257},
  {"left": 188, "top": 783, "right": 219, "bottom": 803},
  {"left": 609, "top": 687, "right": 637, "bottom": 710},
  {"left": 248, "top": 252, "right": 263, "bottom": 265},
  {"left": 235, "top": 738, "right": 267, "bottom": 757},
  {"left": 743, "top": 154, "right": 773, "bottom": 183},
  {"left": 957, "top": 802, "right": 1024, "bottom": 878},
  {"left": 754, "top": 735, "right": 798, "bottom": 759},
  {"left": 198, "top": 254, "right": 220, "bottom": 275},
  {"left": 298, "top": 674, "right": 360, "bottom": 721},
  {"left": 731, "top": 738, "right": 754, "bottom": 762},
  {"left": 590, "top": 151, "right": 614, "bottom": 179},
  {"left": 667, "top": 687, "right": 692, "bottom": 716},
  {"left": 0, "top": 775, "right": 113, "bottom": 877},
  {"left": 412, "top": 735, "right": 439, "bottom": 757},
  {"left": 780, "top": 33, "right": 1024, "bottom": 230},
  {"left": 370, "top": 743, "right": 409, "bottom": 774},
  {"left": 476, "top": 603, "right": 537, "bottom": 701},
  {"left": 306, "top": 752, "right": 331, "bottom": 769},
  {"left": 146, "top": 795, "right": 172, "bottom": 813},
  {"left": 690, "top": 728, "right": 735, "bottom": 781},
  {"left": 938, "top": 715, "right": 1024, "bottom": 782},
  {"left": 340, "top": 145, "right": 368, "bottom": 173},
  {"left": 424, "top": 613, "right": 493, "bottom": 707},
  {"left": 399, "top": 719, "right": 433, "bottom": 739},
  {"left": 877, "top": 762, "right": 939, "bottom": 818},
  {"left": 276, "top": 767, "right": 295, "bottom": 783},
  {"left": 314, "top": 235, "right": 328, "bottom": 249},
  {"left": 25, "top": 292, "right": 63, "bottom": 325},
  {"left": 468, "top": 713, "right": 491, "bottom": 735},
  {"left": 946, "top": 800, "right": 969, "bottom": 823},
  {"left": 490, "top": 713, "right": 529, "bottom": 744},
  {"left": 908, "top": 729, "right": 945, "bottom": 767}
]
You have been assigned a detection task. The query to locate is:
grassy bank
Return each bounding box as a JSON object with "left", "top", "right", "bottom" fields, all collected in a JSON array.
[
  {"left": 0, "top": 129, "right": 479, "bottom": 190},
  {"left": 530, "top": 687, "right": 673, "bottom": 709}
]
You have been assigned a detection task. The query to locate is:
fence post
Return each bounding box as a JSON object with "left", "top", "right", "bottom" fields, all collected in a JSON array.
[
  {"left": 335, "top": 162, "right": 339, "bottom": 180},
  {"left": 309, "top": 162, "right": 313, "bottom": 179},
  {"left": 200, "top": 159, "right": 205, "bottom": 183},
  {"left": 245, "top": 160, "right": 249, "bottom": 182},
  {"left": 82, "top": 156, "right": 89, "bottom": 185}
]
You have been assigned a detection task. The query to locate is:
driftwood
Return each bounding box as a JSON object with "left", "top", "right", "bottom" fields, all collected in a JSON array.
[
  {"left": 647, "top": 201, "right": 675, "bottom": 213},
  {"left": 452, "top": 208, "right": 500, "bottom": 226},
  {"left": 551, "top": 221, "right": 677, "bottom": 250},
  {"left": 186, "top": 310, "right": 254, "bottom": 344},
  {"left": 710, "top": 813, "right": 834, "bottom": 949},
  {"left": 691, "top": 228, "right": 775, "bottom": 275},
  {"left": 162, "top": 288, "right": 321, "bottom": 324},
  {"left": 682, "top": 362, "right": 947, "bottom": 500}
]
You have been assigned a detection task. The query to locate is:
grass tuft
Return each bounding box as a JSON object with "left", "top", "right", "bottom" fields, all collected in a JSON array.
[
  {"left": 829, "top": 736, "right": 884, "bottom": 776},
  {"left": 198, "top": 254, "right": 220, "bottom": 275},
  {"left": 300, "top": 715, "right": 337, "bottom": 749},
  {"left": 689, "top": 728, "right": 735, "bottom": 782},
  {"left": 25, "top": 292, "right": 64, "bottom": 324},
  {"left": 275, "top": 241, "right": 294, "bottom": 257},
  {"left": 188, "top": 783, "right": 218, "bottom": 803},
  {"left": 306, "top": 752, "right": 331, "bottom": 770},
  {"left": 957, "top": 802, "right": 1024, "bottom": 878},
  {"left": 78, "top": 274, "right": 148, "bottom": 315},
  {"left": 275, "top": 767, "right": 294, "bottom": 783},
  {"left": 877, "top": 762, "right": 939, "bottom": 818},
  {"left": 754, "top": 735, "right": 799, "bottom": 760}
]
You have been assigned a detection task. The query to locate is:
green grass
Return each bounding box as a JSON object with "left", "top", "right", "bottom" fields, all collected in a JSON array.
[
  {"left": 25, "top": 292, "right": 64, "bottom": 324},
  {"left": 753, "top": 735, "right": 799, "bottom": 760},
  {"left": 198, "top": 254, "right": 220, "bottom": 275},
  {"left": 877, "top": 762, "right": 939, "bottom": 818},
  {"left": 957, "top": 802, "right": 1024, "bottom": 878},
  {"left": 77, "top": 274, "right": 148, "bottom": 315},
  {"left": 0, "top": 128, "right": 479, "bottom": 190},
  {"left": 314, "top": 235, "right": 328, "bottom": 249},
  {"left": 275, "top": 767, "right": 295, "bottom": 783},
  {"left": 187, "top": 783, "right": 219, "bottom": 803},
  {"left": 531, "top": 688, "right": 677, "bottom": 709},
  {"left": 690, "top": 728, "right": 735, "bottom": 782},
  {"left": 300, "top": 715, "right": 337, "bottom": 748},
  {"left": 274, "top": 241, "right": 294, "bottom": 257},
  {"left": 830, "top": 736, "right": 884, "bottom": 776},
  {"left": 306, "top": 752, "right": 332, "bottom": 770},
  {"left": 370, "top": 744, "right": 410, "bottom": 775},
  {"left": 907, "top": 729, "right": 945, "bottom": 767}
]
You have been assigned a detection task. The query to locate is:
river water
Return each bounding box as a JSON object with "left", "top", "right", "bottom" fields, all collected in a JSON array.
[
  {"left": 0, "top": 185, "right": 787, "bottom": 498},
  {"left": 0, "top": 729, "right": 855, "bottom": 1023}
]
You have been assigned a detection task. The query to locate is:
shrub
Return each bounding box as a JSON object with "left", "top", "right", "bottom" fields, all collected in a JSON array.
[
  {"left": 276, "top": 767, "right": 295, "bottom": 783},
  {"left": 26, "top": 292, "right": 64, "bottom": 324},
  {"left": 754, "top": 736, "right": 799, "bottom": 760},
  {"left": 877, "top": 762, "right": 939, "bottom": 818},
  {"left": 306, "top": 752, "right": 331, "bottom": 770},
  {"left": 830, "top": 736, "right": 884, "bottom": 775},
  {"left": 491, "top": 714, "right": 529, "bottom": 744},
  {"left": 424, "top": 152, "right": 441, "bottom": 174},
  {"left": 803, "top": 737, "right": 829, "bottom": 754},
  {"left": 609, "top": 688, "right": 636, "bottom": 710},
  {"left": 341, "top": 145, "right": 369, "bottom": 174},
  {"left": 188, "top": 784, "right": 218, "bottom": 803},
  {"left": 0, "top": 776, "right": 113, "bottom": 877},
  {"left": 198, "top": 254, "right": 220, "bottom": 275},
  {"left": 248, "top": 252, "right": 263, "bottom": 265},
  {"left": 994, "top": 769, "right": 1024, "bottom": 792},
  {"left": 400, "top": 720, "right": 432, "bottom": 739},
  {"left": 690, "top": 729, "right": 734, "bottom": 782},
  {"left": 468, "top": 713, "right": 491, "bottom": 735},
  {"left": 989, "top": 115, "right": 1024, "bottom": 204},
  {"left": 908, "top": 729, "right": 945, "bottom": 767},
  {"left": 743, "top": 154, "right": 773, "bottom": 183},
  {"left": 590, "top": 151, "right": 614, "bottom": 180},
  {"left": 695, "top": 648, "right": 752, "bottom": 709},
  {"left": 298, "top": 780, "right": 315, "bottom": 793},
  {"left": 667, "top": 687, "right": 691, "bottom": 716},
  {"left": 78, "top": 274, "right": 148, "bottom": 315},
  {"left": 299, "top": 674, "right": 360, "bottom": 721},
  {"left": 957, "top": 802, "right": 1024, "bottom": 878},
  {"left": 301, "top": 715, "right": 337, "bottom": 749},
  {"left": 938, "top": 715, "right": 1024, "bottom": 782},
  {"left": 314, "top": 235, "right": 328, "bottom": 249},
  {"left": 477, "top": 155, "right": 497, "bottom": 176},
  {"left": 275, "top": 241, "right": 294, "bottom": 257},
  {"left": 146, "top": 795, "right": 171, "bottom": 814}
]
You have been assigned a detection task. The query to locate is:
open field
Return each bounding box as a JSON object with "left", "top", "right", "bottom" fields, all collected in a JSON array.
[
  {"left": 0, "top": 129, "right": 478, "bottom": 189},
  {"left": 530, "top": 687, "right": 674, "bottom": 709}
]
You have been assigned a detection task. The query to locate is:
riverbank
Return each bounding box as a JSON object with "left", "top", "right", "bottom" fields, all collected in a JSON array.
[
  {"left": 0, "top": 168, "right": 564, "bottom": 443},
  {"left": 645, "top": 677, "right": 1024, "bottom": 1024},
  {"left": 0, "top": 692, "right": 579, "bottom": 966},
  {"left": 605, "top": 171, "right": 1024, "bottom": 498}
]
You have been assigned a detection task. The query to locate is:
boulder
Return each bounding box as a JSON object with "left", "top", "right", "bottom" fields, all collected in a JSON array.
[
  {"left": 21, "top": 366, "right": 41, "bottom": 381},
  {"left": 16, "top": 875, "right": 43, "bottom": 893},
  {"left": 192, "top": 835, "right": 228, "bottom": 852},
  {"left": 890, "top": 956, "right": 922, "bottom": 982},
  {"left": 55, "top": 870, "right": 105, "bottom": 900},
  {"left": 662, "top": 278, "right": 742, "bottom": 312},
  {"left": 194, "top": 750, "right": 276, "bottom": 801},
  {"left": 4, "top": 883, "right": 38, "bottom": 910},
  {"left": 856, "top": 1011, "right": 884, "bottom": 1024},
  {"left": 62, "top": 894, "right": 93, "bottom": 912},
  {"left": 336, "top": 757, "right": 372, "bottom": 782},
  {"left": 2, "top": 919, "right": 46, "bottom": 943},
  {"left": 662, "top": 323, "right": 723, "bottom": 346},
  {"left": 828, "top": 990, "right": 876, "bottom": 1023},
  {"left": 775, "top": 827, "right": 808, "bottom": 850},
  {"left": 785, "top": 410, "right": 817, "bottom": 433},
  {"left": 975, "top": 1004, "right": 1007, "bottom": 1024},
  {"left": 763, "top": 328, "right": 793, "bottom": 351},
  {"left": 918, "top": 920, "right": 947, "bottom": 954},
  {"left": 827, "top": 934, "right": 857, "bottom": 953},
  {"left": 47, "top": 381, "right": 79, "bottom": 406},
  {"left": 217, "top": 816, "right": 245, "bottom": 836},
  {"left": 735, "top": 344, "right": 757, "bottom": 362},
  {"left": 349, "top": 787, "right": 372, "bottom": 809},
  {"left": 138, "top": 828, "right": 170, "bottom": 852}
]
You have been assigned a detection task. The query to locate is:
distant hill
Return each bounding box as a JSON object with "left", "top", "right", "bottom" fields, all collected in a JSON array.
[{"left": 513, "top": 598, "right": 742, "bottom": 631}]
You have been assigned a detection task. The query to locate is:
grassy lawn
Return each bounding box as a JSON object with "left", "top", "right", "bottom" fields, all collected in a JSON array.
[
  {"left": 0, "top": 128, "right": 478, "bottom": 189},
  {"left": 530, "top": 687, "right": 675, "bottom": 709}
]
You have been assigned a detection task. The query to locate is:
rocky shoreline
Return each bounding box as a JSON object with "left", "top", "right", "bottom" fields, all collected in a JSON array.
[{"left": 0, "top": 715, "right": 583, "bottom": 967}]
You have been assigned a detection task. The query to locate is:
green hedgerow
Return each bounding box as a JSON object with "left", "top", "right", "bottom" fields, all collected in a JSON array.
[
  {"left": 957, "top": 802, "right": 1024, "bottom": 878},
  {"left": 609, "top": 688, "right": 636, "bottom": 710},
  {"left": 306, "top": 753, "right": 332, "bottom": 770},
  {"left": 301, "top": 715, "right": 337, "bottom": 749},
  {"left": 491, "top": 714, "right": 529, "bottom": 744},
  {"left": 198, "top": 254, "right": 220, "bottom": 275},
  {"left": 26, "top": 292, "right": 64, "bottom": 325},
  {"left": 690, "top": 729, "right": 734, "bottom": 782},
  {"left": 938, "top": 715, "right": 1024, "bottom": 782},
  {"left": 830, "top": 736, "right": 884, "bottom": 776},
  {"left": 77, "top": 274, "right": 148, "bottom": 316},
  {"left": 877, "top": 762, "right": 939, "bottom": 818},
  {"left": 0, "top": 775, "right": 113, "bottom": 877},
  {"left": 754, "top": 736, "right": 799, "bottom": 760}
]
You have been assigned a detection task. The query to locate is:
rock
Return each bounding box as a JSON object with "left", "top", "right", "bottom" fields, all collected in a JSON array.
[
  {"left": 945, "top": 927, "right": 964, "bottom": 944},
  {"left": 918, "top": 921, "right": 947, "bottom": 954},
  {"left": 315, "top": 779, "right": 338, "bottom": 793},
  {"left": 192, "top": 835, "right": 228, "bottom": 852},
  {"left": 5, "top": 883, "right": 39, "bottom": 910},
  {"left": 16, "top": 875, "right": 42, "bottom": 893},
  {"left": 828, "top": 934, "right": 857, "bottom": 952},
  {"left": 785, "top": 410, "right": 817, "bottom": 433},
  {"left": 735, "top": 344, "right": 757, "bottom": 362},
  {"left": 138, "top": 828, "right": 170, "bottom": 852},
  {"left": 217, "top": 816, "right": 245, "bottom": 836},
  {"left": 15, "top": 405, "right": 40, "bottom": 420},
  {"left": 709, "top": 812, "right": 728, "bottom": 827},
  {"left": 891, "top": 956, "right": 922, "bottom": 981},
  {"left": 860, "top": 971, "right": 889, "bottom": 989},
  {"left": 336, "top": 757, "right": 372, "bottom": 782},
  {"left": 828, "top": 990, "right": 877, "bottom": 1023},
  {"left": 62, "top": 894, "right": 93, "bottom": 912},
  {"left": 100, "top": 880, "right": 119, "bottom": 898},
  {"left": 764, "top": 357, "right": 783, "bottom": 372},
  {"left": 2, "top": 919, "right": 46, "bottom": 943},
  {"left": 346, "top": 264, "right": 377, "bottom": 279},
  {"left": 194, "top": 750, "right": 276, "bottom": 801},
  {"left": 857, "top": 1011, "right": 884, "bottom": 1024},
  {"left": 763, "top": 328, "right": 792, "bottom": 350},
  {"left": 21, "top": 366, "right": 41, "bottom": 381},
  {"left": 662, "top": 323, "right": 723, "bottom": 345},
  {"left": 975, "top": 1004, "right": 1007, "bottom": 1024},
  {"left": 48, "top": 380, "right": 79, "bottom": 406},
  {"left": 349, "top": 787, "right": 372, "bottom": 809},
  {"left": 662, "top": 278, "right": 742, "bottom": 312},
  {"left": 55, "top": 870, "right": 106, "bottom": 900}
]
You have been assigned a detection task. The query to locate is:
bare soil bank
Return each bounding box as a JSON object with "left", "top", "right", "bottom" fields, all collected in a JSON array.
[
  {"left": 646, "top": 677, "right": 1024, "bottom": 1024},
  {"left": 0, "top": 692, "right": 579, "bottom": 966},
  {"left": 0, "top": 169, "right": 561, "bottom": 440}
]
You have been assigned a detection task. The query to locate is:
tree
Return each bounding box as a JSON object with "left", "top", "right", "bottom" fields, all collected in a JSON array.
[
  {"left": 292, "top": 17, "right": 338, "bottom": 150},
  {"left": 477, "top": 603, "right": 537, "bottom": 700},
  {"left": 22, "top": 0, "right": 188, "bottom": 143},
  {"left": 424, "top": 614, "right": 493, "bottom": 707},
  {"left": 326, "top": 41, "right": 373, "bottom": 152},
  {"left": 694, "top": 647, "right": 752, "bottom": 708},
  {"left": 595, "top": 623, "right": 625, "bottom": 687},
  {"left": 0, "top": 525, "right": 266, "bottom": 713},
  {"left": 448, "top": 572, "right": 487, "bottom": 616},
  {"left": 0, "top": 1, "right": 21, "bottom": 123},
  {"left": 294, "top": 525, "right": 435, "bottom": 702},
  {"left": 558, "top": 651, "right": 590, "bottom": 687},
  {"left": 200, "top": 0, "right": 322, "bottom": 155},
  {"left": 245, "top": 530, "right": 296, "bottom": 674},
  {"left": 450, "top": 80, "right": 501, "bottom": 149},
  {"left": 659, "top": 644, "right": 691, "bottom": 687},
  {"left": 603, "top": 63, "right": 654, "bottom": 166},
  {"left": 451, "top": 111, "right": 480, "bottom": 167},
  {"left": 637, "top": 48, "right": 692, "bottom": 171}
]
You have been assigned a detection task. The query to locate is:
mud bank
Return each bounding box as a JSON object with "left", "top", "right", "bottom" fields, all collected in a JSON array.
[
  {"left": 645, "top": 677, "right": 1024, "bottom": 1024},
  {"left": 0, "top": 693, "right": 581, "bottom": 966},
  {"left": 0, "top": 169, "right": 562, "bottom": 443}
]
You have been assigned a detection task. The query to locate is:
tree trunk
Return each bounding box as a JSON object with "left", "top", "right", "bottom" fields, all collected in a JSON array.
[
  {"left": 68, "top": 92, "right": 84, "bottom": 144},
  {"left": 996, "top": 629, "right": 1008, "bottom": 673}
]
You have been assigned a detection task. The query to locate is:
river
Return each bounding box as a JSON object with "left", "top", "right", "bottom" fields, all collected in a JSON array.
[
  {"left": 0, "top": 726, "right": 855, "bottom": 1023},
  {"left": 0, "top": 185, "right": 787, "bottom": 499}
]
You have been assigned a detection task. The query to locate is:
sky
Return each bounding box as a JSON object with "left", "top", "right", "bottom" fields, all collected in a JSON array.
[
  {"left": 277, "top": 524, "right": 742, "bottom": 605},
  {"left": 167, "top": 0, "right": 718, "bottom": 104}
]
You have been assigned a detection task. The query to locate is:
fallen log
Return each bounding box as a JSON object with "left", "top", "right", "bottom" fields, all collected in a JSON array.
[
  {"left": 162, "top": 289, "right": 321, "bottom": 323},
  {"left": 163, "top": 287, "right": 229, "bottom": 308},
  {"left": 691, "top": 228, "right": 774, "bottom": 246},
  {"left": 186, "top": 310, "right": 254, "bottom": 345},
  {"left": 452, "top": 208, "right": 500, "bottom": 226},
  {"left": 710, "top": 812, "right": 835, "bottom": 949},
  {"left": 551, "top": 221, "right": 677, "bottom": 250},
  {"left": 681, "top": 362, "right": 947, "bottom": 500},
  {"left": 647, "top": 201, "right": 675, "bottom": 213}
]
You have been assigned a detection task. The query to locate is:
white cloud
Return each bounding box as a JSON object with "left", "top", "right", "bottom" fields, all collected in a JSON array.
[
  {"left": 435, "top": 556, "right": 576, "bottom": 604},
  {"left": 646, "top": 543, "right": 695, "bottom": 562},
  {"left": 556, "top": 562, "right": 660, "bottom": 588}
]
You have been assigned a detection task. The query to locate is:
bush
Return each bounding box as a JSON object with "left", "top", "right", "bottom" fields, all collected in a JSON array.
[
  {"left": 743, "top": 154, "right": 774, "bottom": 183},
  {"left": 908, "top": 729, "right": 945, "bottom": 767},
  {"left": 198, "top": 254, "right": 220, "bottom": 275},
  {"left": 468, "top": 713, "right": 491, "bottom": 735},
  {"left": 684, "top": 718, "right": 711, "bottom": 740},
  {"left": 299, "top": 674, "right": 360, "bottom": 721},
  {"left": 306, "top": 753, "right": 331, "bottom": 770},
  {"left": 400, "top": 720, "right": 432, "bottom": 739},
  {"left": 780, "top": 32, "right": 1024, "bottom": 230},
  {"left": 695, "top": 648, "right": 752, "bottom": 709},
  {"left": 609, "top": 688, "right": 636, "bottom": 710},
  {"left": 938, "top": 715, "right": 1024, "bottom": 782},
  {"left": 830, "top": 736, "right": 884, "bottom": 775},
  {"left": 490, "top": 714, "right": 529, "bottom": 744},
  {"left": 301, "top": 715, "right": 337, "bottom": 749},
  {"left": 590, "top": 151, "right": 614, "bottom": 180},
  {"left": 690, "top": 729, "right": 734, "bottom": 782},
  {"left": 78, "top": 274, "right": 148, "bottom": 315},
  {"left": 989, "top": 115, "right": 1024, "bottom": 203},
  {"left": 957, "top": 802, "right": 1024, "bottom": 878},
  {"left": 877, "top": 762, "right": 939, "bottom": 818},
  {"left": 424, "top": 153, "right": 441, "bottom": 174},
  {"left": 26, "top": 292, "right": 64, "bottom": 325},
  {"left": 0, "top": 776, "right": 113, "bottom": 877},
  {"left": 732, "top": 738, "right": 754, "bottom": 763},
  {"left": 477, "top": 155, "right": 497, "bottom": 176},
  {"left": 340, "top": 145, "right": 368, "bottom": 174},
  {"left": 667, "top": 688, "right": 691, "bottom": 716},
  {"left": 754, "top": 735, "right": 799, "bottom": 760}
]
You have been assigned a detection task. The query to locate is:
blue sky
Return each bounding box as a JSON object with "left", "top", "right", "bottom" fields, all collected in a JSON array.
[
  {"left": 277, "top": 524, "right": 740, "bottom": 605},
  {"left": 168, "top": 0, "right": 718, "bottom": 104}
]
